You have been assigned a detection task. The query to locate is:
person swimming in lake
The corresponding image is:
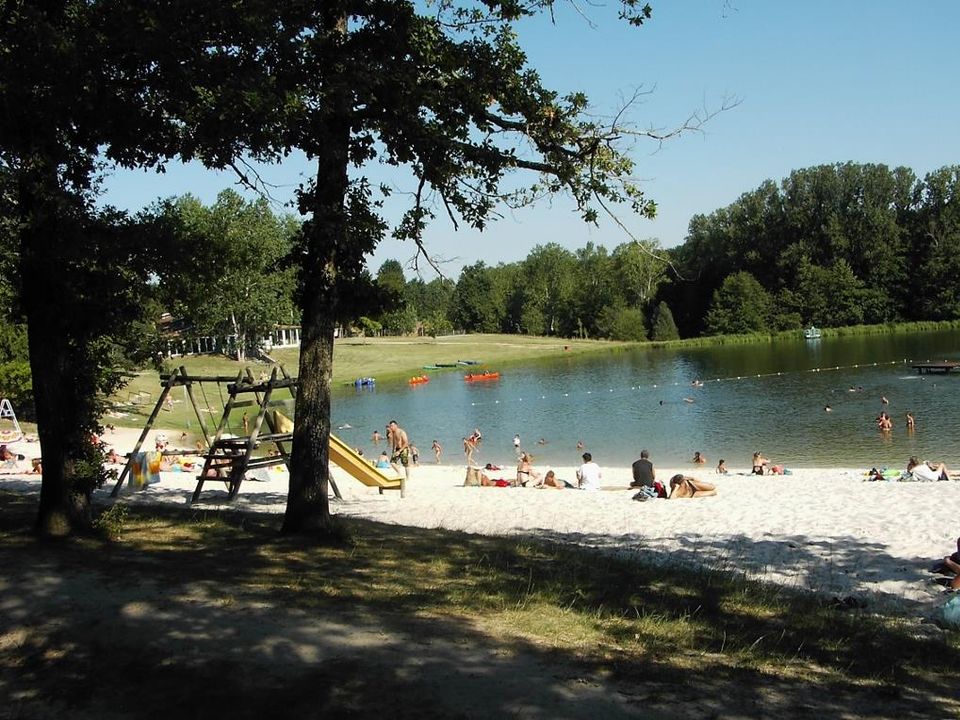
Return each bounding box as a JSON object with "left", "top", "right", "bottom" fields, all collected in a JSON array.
[
  {"left": 668, "top": 474, "right": 717, "bottom": 498},
  {"left": 906, "top": 412, "right": 915, "bottom": 430},
  {"left": 692, "top": 451, "right": 706, "bottom": 464}
]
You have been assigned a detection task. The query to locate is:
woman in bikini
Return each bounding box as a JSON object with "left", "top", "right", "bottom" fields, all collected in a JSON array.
[
  {"left": 668, "top": 474, "right": 717, "bottom": 498},
  {"left": 516, "top": 452, "right": 541, "bottom": 487}
]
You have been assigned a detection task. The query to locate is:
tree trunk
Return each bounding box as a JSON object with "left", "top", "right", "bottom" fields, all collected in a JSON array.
[
  {"left": 282, "top": 19, "right": 351, "bottom": 533},
  {"left": 20, "top": 170, "right": 94, "bottom": 537}
]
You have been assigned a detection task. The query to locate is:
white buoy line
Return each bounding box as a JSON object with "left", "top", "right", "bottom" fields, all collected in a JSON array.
[{"left": 466, "top": 359, "right": 927, "bottom": 408}]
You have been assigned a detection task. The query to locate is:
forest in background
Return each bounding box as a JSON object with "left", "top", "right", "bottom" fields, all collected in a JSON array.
[
  {"left": 385, "top": 161, "right": 960, "bottom": 340},
  {"left": 3, "top": 161, "right": 959, "bottom": 418}
]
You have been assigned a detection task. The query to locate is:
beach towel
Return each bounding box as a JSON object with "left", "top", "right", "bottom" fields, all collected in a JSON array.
[{"left": 128, "top": 451, "right": 161, "bottom": 490}]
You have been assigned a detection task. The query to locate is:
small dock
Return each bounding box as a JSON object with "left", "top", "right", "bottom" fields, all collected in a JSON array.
[{"left": 912, "top": 361, "right": 960, "bottom": 374}]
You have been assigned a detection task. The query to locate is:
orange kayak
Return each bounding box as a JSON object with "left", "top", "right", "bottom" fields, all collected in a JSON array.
[
  {"left": 464, "top": 372, "right": 500, "bottom": 381},
  {"left": 408, "top": 375, "right": 430, "bottom": 385}
]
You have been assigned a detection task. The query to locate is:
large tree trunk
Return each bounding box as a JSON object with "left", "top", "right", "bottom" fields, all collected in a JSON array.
[
  {"left": 281, "top": 25, "right": 351, "bottom": 533},
  {"left": 20, "top": 171, "right": 95, "bottom": 537}
]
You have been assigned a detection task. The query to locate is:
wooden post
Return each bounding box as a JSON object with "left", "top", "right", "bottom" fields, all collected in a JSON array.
[
  {"left": 110, "top": 368, "right": 179, "bottom": 497},
  {"left": 180, "top": 365, "right": 212, "bottom": 449}
]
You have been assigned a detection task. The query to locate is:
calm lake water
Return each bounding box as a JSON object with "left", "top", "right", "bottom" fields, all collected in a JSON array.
[{"left": 331, "top": 329, "right": 960, "bottom": 470}]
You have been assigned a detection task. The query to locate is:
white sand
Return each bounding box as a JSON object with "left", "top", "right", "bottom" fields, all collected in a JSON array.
[{"left": 4, "top": 426, "right": 959, "bottom": 617}]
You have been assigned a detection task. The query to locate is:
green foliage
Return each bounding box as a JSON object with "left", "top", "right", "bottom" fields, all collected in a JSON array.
[
  {"left": 597, "top": 304, "right": 647, "bottom": 341},
  {"left": 0, "top": 361, "right": 33, "bottom": 418},
  {"left": 356, "top": 316, "right": 383, "bottom": 337},
  {"left": 153, "top": 190, "right": 298, "bottom": 360},
  {"left": 665, "top": 162, "right": 960, "bottom": 334},
  {"left": 649, "top": 301, "right": 680, "bottom": 341},
  {"left": 93, "top": 503, "right": 128, "bottom": 542},
  {"left": 379, "top": 305, "right": 418, "bottom": 335},
  {"left": 705, "top": 271, "right": 772, "bottom": 335},
  {"left": 451, "top": 263, "right": 502, "bottom": 333}
]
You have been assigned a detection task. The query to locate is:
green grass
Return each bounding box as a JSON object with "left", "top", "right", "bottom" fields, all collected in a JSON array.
[{"left": 1, "top": 493, "right": 958, "bottom": 718}]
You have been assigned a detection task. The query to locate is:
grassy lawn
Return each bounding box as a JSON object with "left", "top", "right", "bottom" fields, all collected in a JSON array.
[
  {"left": 2, "top": 491, "right": 958, "bottom": 718},
  {"left": 106, "top": 334, "right": 632, "bottom": 432}
]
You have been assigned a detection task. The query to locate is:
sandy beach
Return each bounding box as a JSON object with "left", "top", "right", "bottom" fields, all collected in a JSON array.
[{"left": 4, "top": 426, "right": 959, "bottom": 618}]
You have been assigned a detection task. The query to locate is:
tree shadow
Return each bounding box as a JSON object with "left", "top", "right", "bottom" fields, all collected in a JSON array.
[
  {"left": 1, "top": 493, "right": 958, "bottom": 719},
  {"left": 527, "top": 526, "right": 941, "bottom": 613}
]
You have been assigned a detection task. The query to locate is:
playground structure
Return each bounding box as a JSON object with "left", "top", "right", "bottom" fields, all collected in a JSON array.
[
  {"left": 111, "top": 365, "right": 401, "bottom": 501},
  {"left": 0, "top": 398, "right": 23, "bottom": 443}
]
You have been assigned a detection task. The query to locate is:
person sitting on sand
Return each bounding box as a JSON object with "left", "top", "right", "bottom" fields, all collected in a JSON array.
[
  {"left": 375, "top": 451, "right": 392, "bottom": 469},
  {"left": 630, "top": 449, "right": 655, "bottom": 489},
  {"left": 576, "top": 452, "right": 602, "bottom": 490},
  {"left": 516, "top": 452, "right": 542, "bottom": 487},
  {"left": 907, "top": 456, "right": 949, "bottom": 482},
  {"left": 668, "top": 474, "right": 717, "bottom": 498},
  {"left": 752, "top": 451, "right": 769, "bottom": 475},
  {"left": 931, "top": 537, "right": 960, "bottom": 590},
  {"left": 716, "top": 458, "right": 728, "bottom": 475},
  {"left": 693, "top": 451, "right": 706, "bottom": 464}
]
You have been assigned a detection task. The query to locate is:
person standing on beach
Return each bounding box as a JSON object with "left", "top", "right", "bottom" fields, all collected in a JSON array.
[
  {"left": 576, "top": 452, "right": 602, "bottom": 491},
  {"left": 387, "top": 419, "right": 411, "bottom": 496},
  {"left": 463, "top": 437, "right": 476, "bottom": 465},
  {"left": 630, "top": 449, "right": 655, "bottom": 489},
  {"left": 432, "top": 439, "right": 442, "bottom": 463}
]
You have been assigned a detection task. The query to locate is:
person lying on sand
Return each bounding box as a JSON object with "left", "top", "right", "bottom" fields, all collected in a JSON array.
[
  {"left": 930, "top": 537, "right": 960, "bottom": 590},
  {"left": 538, "top": 470, "right": 575, "bottom": 489},
  {"left": 907, "top": 456, "right": 949, "bottom": 482},
  {"left": 668, "top": 474, "right": 717, "bottom": 499}
]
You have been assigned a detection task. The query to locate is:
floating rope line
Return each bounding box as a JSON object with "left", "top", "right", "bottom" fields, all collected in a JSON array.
[{"left": 467, "top": 358, "right": 929, "bottom": 408}]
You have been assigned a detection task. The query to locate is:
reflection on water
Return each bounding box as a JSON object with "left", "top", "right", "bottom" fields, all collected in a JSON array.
[{"left": 332, "top": 330, "right": 960, "bottom": 469}]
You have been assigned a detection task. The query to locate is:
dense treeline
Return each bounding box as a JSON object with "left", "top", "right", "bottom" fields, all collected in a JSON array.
[
  {"left": 372, "top": 239, "right": 675, "bottom": 341},
  {"left": 662, "top": 162, "right": 960, "bottom": 336},
  {"left": 377, "top": 162, "right": 960, "bottom": 340}
]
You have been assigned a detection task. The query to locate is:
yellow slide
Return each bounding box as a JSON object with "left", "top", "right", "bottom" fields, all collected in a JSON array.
[{"left": 328, "top": 433, "right": 402, "bottom": 491}]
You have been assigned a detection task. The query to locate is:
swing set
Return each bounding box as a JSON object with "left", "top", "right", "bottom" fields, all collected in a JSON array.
[
  {"left": 111, "top": 364, "right": 403, "bottom": 501},
  {"left": 109, "top": 365, "right": 361, "bottom": 501}
]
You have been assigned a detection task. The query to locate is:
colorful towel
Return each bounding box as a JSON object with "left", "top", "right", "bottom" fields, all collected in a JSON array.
[{"left": 129, "top": 451, "right": 161, "bottom": 490}]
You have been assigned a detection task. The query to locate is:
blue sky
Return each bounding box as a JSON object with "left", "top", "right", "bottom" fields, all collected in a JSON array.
[{"left": 101, "top": 1, "right": 960, "bottom": 278}]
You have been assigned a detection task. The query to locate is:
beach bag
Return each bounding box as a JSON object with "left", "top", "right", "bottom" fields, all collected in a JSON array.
[
  {"left": 632, "top": 486, "right": 656, "bottom": 501},
  {"left": 939, "top": 595, "right": 960, "bottom": 629},
  {"left": 463, "top": 467, "right": 482, "bottom": 486},
  {"left": 653, "top": 480, "right": 667, "bottom": 498}
]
